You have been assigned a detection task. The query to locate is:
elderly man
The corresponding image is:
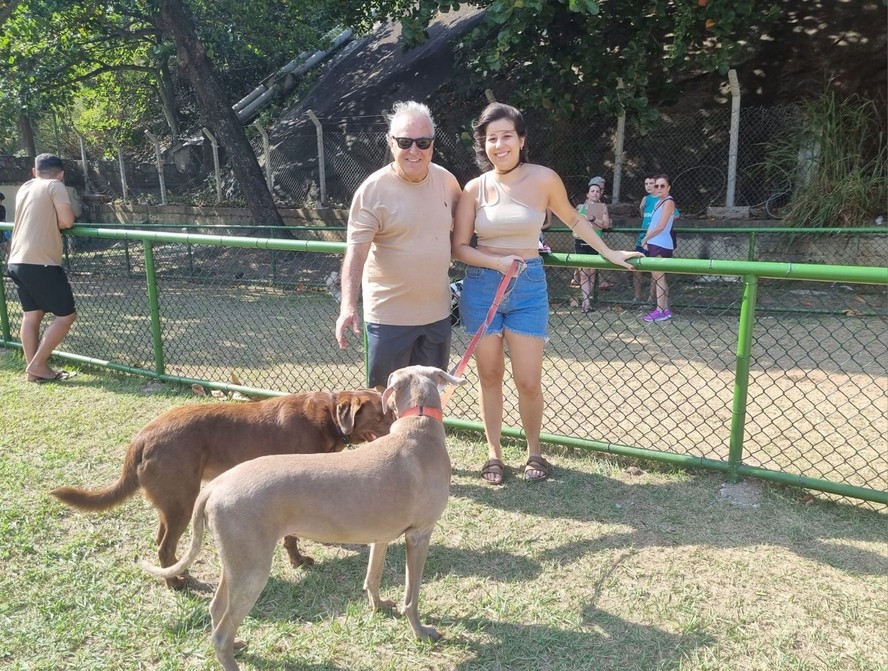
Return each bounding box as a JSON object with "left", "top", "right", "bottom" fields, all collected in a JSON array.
[
  {"left": 7, "top": 153, "right": 77, "bottom": 383},
  {"left": 335, "top": 101, "right": 461, "bottom": 388}
]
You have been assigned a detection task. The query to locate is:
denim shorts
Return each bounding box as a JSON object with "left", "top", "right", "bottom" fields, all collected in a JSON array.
[{"left": 460, "top": 257, "right": 548, "bottom": 340}]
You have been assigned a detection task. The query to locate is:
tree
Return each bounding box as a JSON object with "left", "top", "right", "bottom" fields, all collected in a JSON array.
[
  {"left": 338, "top": 0, "right": 778, "bottom": 123},
  {"left": 0, "top": 0, "right": 339, "bottom": 224},
  {"left": 154, "top": 0, "right": 283, "bottom": 227}
]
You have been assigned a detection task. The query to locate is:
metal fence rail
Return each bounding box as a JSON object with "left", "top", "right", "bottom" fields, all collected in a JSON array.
[{"left": 1, "top": 226, "right": 886, "bottom": 508}]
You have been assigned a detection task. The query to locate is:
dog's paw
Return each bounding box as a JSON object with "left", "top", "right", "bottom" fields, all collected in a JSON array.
[
  {"left": 372, "top": 598, "right": 397, "bottom": 613},
  {"left": 414, "top": 624, "right": 442, "bottom": 642}
]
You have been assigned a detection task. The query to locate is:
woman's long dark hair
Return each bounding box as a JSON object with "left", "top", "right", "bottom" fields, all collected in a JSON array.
[{"left": 472, "top": 102, "right": 530, "bottom": 171}]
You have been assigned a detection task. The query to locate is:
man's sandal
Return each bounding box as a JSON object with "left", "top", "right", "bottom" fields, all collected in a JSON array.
[
  {"left": 481, "top": 458, "right": 506, "bottom": 486},
  {"left": 524, "top": 456, "right": 552, "bottom": 482}
]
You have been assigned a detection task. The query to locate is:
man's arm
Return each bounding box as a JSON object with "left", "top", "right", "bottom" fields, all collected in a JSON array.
[
  {"left": 55, "top": 202, "right": 75, "bottom": 229},
  {"left": 335, "top": 240, "right": 371, "bottom": 348}
]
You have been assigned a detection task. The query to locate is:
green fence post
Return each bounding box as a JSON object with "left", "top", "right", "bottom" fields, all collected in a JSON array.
[
  {"left": 143, "top": 240, "right": 166, "bottom": 376},
  {"left": 728, "top": 273, "right": 758, "bottom": 482},
  {"left": 0, "top": 271, "right": 10, "bottom": 342},
  {"left": 124, "top": 239, "right": 132, "bottom": 276}
]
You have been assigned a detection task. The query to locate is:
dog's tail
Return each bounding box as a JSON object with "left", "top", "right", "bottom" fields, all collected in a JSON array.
[
  {"left": 49, "top": 439, "right": 143, "bottom": 511},
  {"left": 140, "top": 487, "right": 209, "bottom": 579}
]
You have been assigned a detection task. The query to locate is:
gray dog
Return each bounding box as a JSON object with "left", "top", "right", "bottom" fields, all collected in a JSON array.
[{"left": 141, "top": 365, "right": 463, "bottom": 671}]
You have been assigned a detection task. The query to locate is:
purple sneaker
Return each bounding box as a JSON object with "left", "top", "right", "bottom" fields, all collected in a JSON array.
[{"left": 643, "top": 309, "right": 672, "bottom": 322}]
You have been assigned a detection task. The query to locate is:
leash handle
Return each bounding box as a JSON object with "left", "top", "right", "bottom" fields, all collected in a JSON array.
[{"left": 440, "top": 259, "right": 522, "bottom": 409}]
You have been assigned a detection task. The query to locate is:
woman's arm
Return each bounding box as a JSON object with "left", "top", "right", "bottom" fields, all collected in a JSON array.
[
  {"left": 600, "top": 204, "right": 611, "bottom": 229},
  {"left": 543, "top": 169, "right": 640, "bottom": 269}
]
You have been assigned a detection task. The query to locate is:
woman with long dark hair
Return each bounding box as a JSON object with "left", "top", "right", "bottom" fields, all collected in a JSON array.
[{"left": 452, "top": 103, "right": 641, "bottom": 484}]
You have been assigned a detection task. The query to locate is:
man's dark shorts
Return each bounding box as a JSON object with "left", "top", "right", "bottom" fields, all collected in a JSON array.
[
  {"left": 365, "top": 317, "right": 451, "bottom": 389},
  {"left": 7, "top": 263, "right": 76, "bottom": 316}
]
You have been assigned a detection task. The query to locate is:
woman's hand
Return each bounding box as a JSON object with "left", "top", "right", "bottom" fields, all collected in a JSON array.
[
  {"left": 493, "top": 255, "right": 526, "bottom": 274},
  {"left": 602, "top": 248, "right": 644, "bottom": 270}
]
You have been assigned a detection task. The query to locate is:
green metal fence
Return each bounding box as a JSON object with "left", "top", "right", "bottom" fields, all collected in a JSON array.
[{"left": 2, "top": 224, "right": 886, "bottom": 508}]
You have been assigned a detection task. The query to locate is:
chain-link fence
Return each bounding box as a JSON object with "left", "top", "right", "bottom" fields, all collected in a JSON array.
[
  {"left": 15, "top": 101, "right": 817, "bottom": 220},
  {"left": 1, "top": 226, "right": 885, "bottom": 508}
]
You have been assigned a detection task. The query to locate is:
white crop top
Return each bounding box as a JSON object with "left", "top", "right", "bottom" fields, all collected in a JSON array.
[{"left": 474, "top": 173, "right": 546, "bottom": 249}]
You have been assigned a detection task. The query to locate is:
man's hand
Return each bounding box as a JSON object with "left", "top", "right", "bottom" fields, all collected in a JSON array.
[{"left": 335, "top": 309, "right": 361, "bottom": 349}]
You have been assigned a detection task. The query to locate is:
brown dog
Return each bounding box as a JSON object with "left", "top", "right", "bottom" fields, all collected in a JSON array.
[
  {"left": 141, "top": 365, "right": 463, "bottom": 671},
  {"left": 52, "top": 389, "right": 393, "bottom": 586}
]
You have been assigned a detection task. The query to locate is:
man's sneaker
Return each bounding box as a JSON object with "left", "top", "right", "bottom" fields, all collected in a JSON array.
[{"left": 643, "top": 309, "right": 672, "bottom": 322}]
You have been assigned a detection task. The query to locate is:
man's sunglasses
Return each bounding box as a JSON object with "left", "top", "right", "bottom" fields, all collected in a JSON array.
[{"left": 391, "top": 136, "right": 434, "bottom": 150}]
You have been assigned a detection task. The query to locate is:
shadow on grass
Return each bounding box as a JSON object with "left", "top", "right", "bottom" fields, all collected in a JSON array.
[{"left": 450, "top": 461, "right": 888, "bottom": 577}]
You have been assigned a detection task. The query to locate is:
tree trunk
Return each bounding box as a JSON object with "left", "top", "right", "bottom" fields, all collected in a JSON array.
[
  {"left": 157, "top": 60, "right": 180, "bottom": 142},
  {"left": 17, "top": 111, "right": 36, "bottom": 157},
  {"left": 155, "top": 0, "right": 284, "bottom": 228}
]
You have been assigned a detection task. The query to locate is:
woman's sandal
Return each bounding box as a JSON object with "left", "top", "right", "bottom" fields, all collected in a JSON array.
[
  {"left": 481, "top": 458, "right": 506, "bottom": 486},
  {"left": 524, "top": 456, "right": 552, "bottom": 482}
]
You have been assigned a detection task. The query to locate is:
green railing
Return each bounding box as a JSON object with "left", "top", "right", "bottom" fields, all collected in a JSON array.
[{"left": 1, "top": 224, "right": 886, "bottom": 507}]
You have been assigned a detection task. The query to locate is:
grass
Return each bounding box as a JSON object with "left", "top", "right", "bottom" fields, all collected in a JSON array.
[
  {"left": 764, "top": 87, "right": 887, "bottom": 228},
  {"left": 1, "top": 350, "right": 886, "bottom": 670}
]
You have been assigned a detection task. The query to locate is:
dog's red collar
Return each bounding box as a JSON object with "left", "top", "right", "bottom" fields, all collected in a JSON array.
[{"left": 399, "top": 406, "right": 444, "bottom": 422}]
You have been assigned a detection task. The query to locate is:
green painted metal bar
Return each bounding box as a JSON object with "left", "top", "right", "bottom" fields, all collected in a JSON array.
[
  {"left": 543, "top": 252, "right": 887, "bottom": 285},
  {"left": 63, "top": 226, "right": 888, "bottom": 285},
  {"left": 442, "top": 419, "right": 887, "bottom": 505},
  {"left": 735, "top": 463, "right": 888, "bottom": 505},
  {"left": 142, "top": 240, "right": 166, "bottom": 376},
  {"left": 0, "top": 272, "right": 10, "bottom": 341},
  {"left": 545, "top": 225, "right": 888, "bottom": 236},
  {"left": 728, "top": 275, "right": 758, "bottom": 482},
  {"left": 445, "top": 418, "right": 734, "bottom": 473}
]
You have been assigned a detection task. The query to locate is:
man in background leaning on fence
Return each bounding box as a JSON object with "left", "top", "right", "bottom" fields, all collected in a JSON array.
[
  {"left": 335, "top": 101, "right": 461, "bottom": 388},
  {"left": 7, "top": 153, "right": 77, "bottom": 383}
]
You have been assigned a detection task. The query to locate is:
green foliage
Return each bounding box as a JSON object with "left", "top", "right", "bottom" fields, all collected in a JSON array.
[
  {"left": 0, "top": 0, "right": 342, "bottom": 154},
  {"left": 765, "top": 87, "right": 887, "bottom": 228},
  {"left": 338, "top": 0, "right": 778, "bottom": 123}
]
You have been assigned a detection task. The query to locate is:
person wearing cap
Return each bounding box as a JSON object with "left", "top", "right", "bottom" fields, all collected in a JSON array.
[
  {"left": 7, "top": 153, "right": 77, "bottom": 382},
  {"left": 335, "top": 101, "right": 461, "bottom": 388}
]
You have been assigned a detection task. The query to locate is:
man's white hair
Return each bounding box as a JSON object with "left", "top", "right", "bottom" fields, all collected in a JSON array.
[{"left": 387, "top": 100, "right": 436, "bottom": 135}]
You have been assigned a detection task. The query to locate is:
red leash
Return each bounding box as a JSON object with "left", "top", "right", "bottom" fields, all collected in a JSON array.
[{"left": 440, "top": 259, "right": 522, "bottom": 408}]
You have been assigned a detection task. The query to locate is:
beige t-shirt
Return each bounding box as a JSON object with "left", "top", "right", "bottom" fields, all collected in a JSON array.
[
  {"left": 9, "top": 178, "right": 71, "bottom": 266},
  {"left": 348, "top": 162, "right": 458, "bottom": 325}
]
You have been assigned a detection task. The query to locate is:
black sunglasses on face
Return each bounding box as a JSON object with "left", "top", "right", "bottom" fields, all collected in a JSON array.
[
  {"left": 655, "top": 184, "right": 669, "bottom": 188},
  {"left": 391, "top": 136, "right": 434, "bottom": 150}
]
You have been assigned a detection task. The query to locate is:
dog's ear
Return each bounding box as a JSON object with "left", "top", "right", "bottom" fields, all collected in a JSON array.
[
  {"left": 380, "top": 385, "right": 395, "bottom": 413},
  {"left": 432, "top": 369, "right": 464, "bottom": 388},
  {"left": 334, "top": 396, "right": 359, "bottom": 436}
]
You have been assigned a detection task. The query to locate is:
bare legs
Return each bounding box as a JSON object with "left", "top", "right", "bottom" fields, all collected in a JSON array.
[
  {"left": 650, "top": 271, "right": 669, "bottom": 313},
  {"left": 475, "top": 331, "right": 547, "bottom": 482},
  {"left": 579, "top": 269, "right": 594, "bottom": 313},
  {"left": 21, "top": 309, "right": 76, "bottom": 380}
]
